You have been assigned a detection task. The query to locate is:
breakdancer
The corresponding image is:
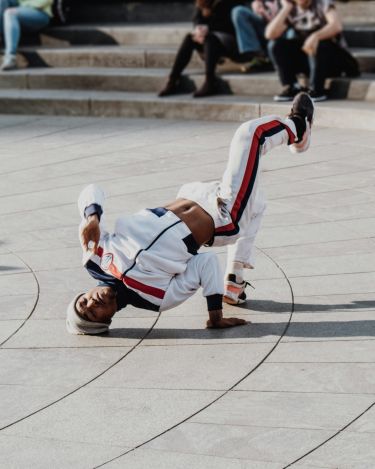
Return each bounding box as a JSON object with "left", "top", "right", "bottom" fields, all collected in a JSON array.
[{"left": 66, "top": 92, "right": 314, "bottom": 335}]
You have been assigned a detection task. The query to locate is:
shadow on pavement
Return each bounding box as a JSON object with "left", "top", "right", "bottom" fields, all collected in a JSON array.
[
  {"left": 107, "top": 319, "right": 375, "bottom": 340},
  {"left": 247, "top": 299, "right": 375, "bottom": 313},
  {"left": 0, "top": 266, "right": 24, "bottom": 272}
]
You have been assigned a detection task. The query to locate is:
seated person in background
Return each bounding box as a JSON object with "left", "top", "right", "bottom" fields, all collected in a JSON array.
[
  {"left": 159, "top": 0, "right": 258, "bottom": 98},
  {"left": 0, "top": 0, "right": 53, "bottom": 71},
  {"left": 231, "top": 0, "right": 279, "bottom": 72},
  {"left": 265, "top": 0, "right": 359, "bottom": 102}
]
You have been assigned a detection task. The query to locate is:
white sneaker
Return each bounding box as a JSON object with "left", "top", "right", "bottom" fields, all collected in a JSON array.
[
  {"left": 223, "top": 274, "right": 253, "bottom": 306},
  {"left": 1, "top": 55, "right": 17, "bottom": 71}
]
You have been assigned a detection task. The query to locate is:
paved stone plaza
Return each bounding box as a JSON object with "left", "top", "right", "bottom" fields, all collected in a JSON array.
[{"left": 0, "top": 114, "right": 374, "bottom": 468}]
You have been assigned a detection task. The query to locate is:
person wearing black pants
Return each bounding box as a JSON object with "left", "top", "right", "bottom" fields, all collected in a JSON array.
[
  {"left": 159, "top": 0, "right": 249, "bottom": 98},
  {"left": 266, "top": 0, "right": 359, "bottom": 102}
]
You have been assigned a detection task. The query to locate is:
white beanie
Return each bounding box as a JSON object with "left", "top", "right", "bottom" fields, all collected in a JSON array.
[{"left": 66, "top": 293, "right": 111, "bottom": 335}]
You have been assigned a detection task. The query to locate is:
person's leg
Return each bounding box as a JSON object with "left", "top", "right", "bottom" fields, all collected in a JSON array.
[
  {"left": 309, "top": 39, "right": 359, "bottom": 100},
  {"left": 159, "top": 33, "right": 200, "bottom": 97},
  {"left": 2, "top": 6, "right": 50, "bottom": 70},
  {"left": 231, "top": 6, "right": 265, "bottom": 55},
  {"left": 223, "top": 196, "right": 266, "bottom": 304},
  {"left": 270, "top": 38, "right": 307, "bottom": 101},
  {"left": 214, "top": 114, "right": 297, "bottom": 303},
  {"left": 160, "top": 252, "right": 224, "bottom": 312},
  {"left": 193, "top": 32, "right": 226, "bottom": 98},
  {"left": 0, "top": 0, "right": 17, "bottom": 37}
]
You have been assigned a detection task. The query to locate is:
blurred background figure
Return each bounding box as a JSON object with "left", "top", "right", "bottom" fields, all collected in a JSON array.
[
  {"left": 0, "top": 0, "right": 53, "bottom": 71},
  {"left": 266, "top": 0, "right": 360, "bottom": 102},
  {"left": 159, "top": 0, "right": 258, "bottom": 98},
  {"left": 231, "top": 0, "right": 279, "bottom": 73}
]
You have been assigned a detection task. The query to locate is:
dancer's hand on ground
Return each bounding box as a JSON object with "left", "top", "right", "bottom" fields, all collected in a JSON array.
[
  {"left": 207, "top": 309, "right": 248, "bottom": 328},
  {"left": 80, "top": 214, "right": 100, "bottom": 253}
]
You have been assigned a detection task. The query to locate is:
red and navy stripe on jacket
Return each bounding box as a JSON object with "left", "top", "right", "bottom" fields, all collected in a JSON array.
[{"left": 215, "top": 120, "right": 295, "bottom": 238}]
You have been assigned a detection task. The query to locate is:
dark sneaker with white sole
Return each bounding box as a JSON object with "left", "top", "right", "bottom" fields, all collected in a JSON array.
[
  {"left": 274, "top": 85, "right": 301, "bottom": 102},
  {"left": 308, "top": 89, "right": 328, "bottom": 102}
]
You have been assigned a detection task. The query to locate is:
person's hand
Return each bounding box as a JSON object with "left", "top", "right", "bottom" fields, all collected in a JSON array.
[
  {"left": 192, "top": 24, "right": 208, "bottom": 44},
  {"left": 206, "top": 309, "right": 248, "bottom": 328},
  {"left": 80, "top": 214, "right": 100, "bottom": 253},
  {"left": 280, "top": 0, "right": 294, "bottom": 11},
  {"left": 302, "top": 33, "right": 319, "bottom": 56},
  {"left": 265, "top": 0, "right": 280, "bottom": 21},
  {"left": 252, "top": 0, "right": 267, "bottom": 17}
]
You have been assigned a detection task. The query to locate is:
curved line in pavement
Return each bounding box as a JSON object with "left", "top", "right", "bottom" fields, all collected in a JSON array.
[
  {"left": 94, "top": 249, "right": 296, "bottom": 468},
  {"left": 0, "top": 251, "right": 40, "bottom": 348},
  {"left": 0, "top": 311, "right": 162, "bottom": 432},
  {"left": 284, "top": 401, "right": 375, "bottom": 467}
]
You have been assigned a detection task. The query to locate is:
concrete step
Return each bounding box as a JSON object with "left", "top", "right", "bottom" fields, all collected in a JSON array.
[
  {"left": 36, "top": 23, "right": 190, "bottom": 48},
  {"left": 0, "top": 88, "right": 373, "bottom": 130},
  {"left": 69, "top": 1, "right": 194, "bottom": 24},
  {"left": 337, "top": 1, "right": 375, "bottom": 24},
  {"left": 1, "top": 67, "right": 374, "bottom": 101},
  {"left": 345, "top": 24, "right": 375, "bottom": 48},
  {"left": 68, "top": 0, "right": 374, "bottom": 25},
  {"left": 28, "top": 23, "right": 375, "bottom": 49},
  {"left": 9, "top": 45, "right": 375, "bottom": 73}
]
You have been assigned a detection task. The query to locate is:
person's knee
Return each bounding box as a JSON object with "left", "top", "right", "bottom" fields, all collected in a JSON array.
[
  {"left": 268, "top": 38, "right": 285, "bottom": 55},
  {"left": 315, "top": 40, "right": 333, "bottom": 57},
  {"left": 197, "top": 251, "right": 218, "bottom": 269},
  {"left": 4, "top": 7, "right": 18, "bottom": 19},
  {"left": 231, "top": 5, "right": 248, "bottom": 23}
]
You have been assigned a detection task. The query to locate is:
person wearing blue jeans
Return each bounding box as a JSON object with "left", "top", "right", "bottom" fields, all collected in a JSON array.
[
  {"left": 0, "top": 0, "right": 53, "bottom": 71},
  {"left": 231, "top": 0, "right": 279, "bottom": 72}
]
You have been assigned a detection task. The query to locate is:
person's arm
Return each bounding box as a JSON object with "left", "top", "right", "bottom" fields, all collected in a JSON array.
[
  {"left": 302, "top": 7, "right": 342, "bottom": 56},
  {"left": 78, "top": 184, "right": 105, "bottom": 254},
  {"left": 265, "top": 0, "right": 293, "bottom": 39}
]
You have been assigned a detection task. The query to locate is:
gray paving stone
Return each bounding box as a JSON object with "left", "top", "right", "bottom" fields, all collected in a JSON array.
[
  {"left": 0, "top": 321, "right": 24, "bottom": 345},
  {"left": 0, "top": 383, "right": 73, "bottom": 428},
  {"left": 294, "top": 431, "right": 375, "bottom": 469},
  {"left": 237, "top": 362, "right": 375, "bottom": 394},
  {"left": 278, "top": 252, "right": 375, "bottom": 278},
  {"left": 0, "top": 434, "right": 126, "bottom": 469},
  {"left": 348, "top": 404, "right": 375, "bottom": 433},
  {"left": 3, "top": 387, "right": 221, "bottom": 448},
  {"left": 262, "top": 339, "right": 375, "bottom": 363},
  {"left": 0, "top": 347, "right": 126, "bottom": 387},
  {"left": 0, "top": 295, "right": 36, "bottom": 320},
  {"left": 192, "top": 391, "right": 374, "bottom": 431},
  {"left": 289, "top": 272, "right": 375, "bottom": 297},
  {"left": 148, "top": 422, "right": 333, "bottom": 464},
  {"left": 105, "top": 448, "right": 283, "bottom": 469},
  {"left": 264, "top": 238, "right": 375, "bottom": 262},
  {"left": 90, "top": 343, "right": 274, "bottom": 391}
]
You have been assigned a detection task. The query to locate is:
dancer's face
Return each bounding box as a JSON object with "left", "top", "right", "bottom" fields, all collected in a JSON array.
[{"left": 76, "top": 286, "right": 117, "bottom": 323}]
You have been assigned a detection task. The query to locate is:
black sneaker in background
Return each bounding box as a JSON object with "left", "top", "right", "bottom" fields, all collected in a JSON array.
[
  {"left": 273, "top": 85, "right": 300, "bottom": 102},
  {"left": 308, "top": 89, "right": 328, "bottom": 102}
]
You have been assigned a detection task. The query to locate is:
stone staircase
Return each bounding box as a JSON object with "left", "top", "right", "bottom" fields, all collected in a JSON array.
[{"left": 0, "top": 1, "right": 374, "bottom": 129}]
